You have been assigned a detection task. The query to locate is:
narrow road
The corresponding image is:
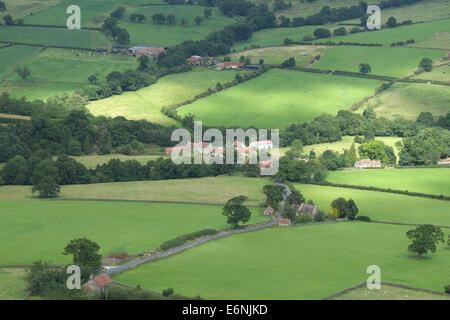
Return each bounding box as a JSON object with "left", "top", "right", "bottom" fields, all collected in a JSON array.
[{"left": 106, "top": 182, "right": 291, "bottom": 276}]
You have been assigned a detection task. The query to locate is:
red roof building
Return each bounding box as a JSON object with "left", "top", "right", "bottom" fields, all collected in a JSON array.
[{"left": 278, "top": 218, "right": 291, "bottom": 226}]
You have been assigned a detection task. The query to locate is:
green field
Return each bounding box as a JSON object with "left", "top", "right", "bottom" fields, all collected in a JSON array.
[
  {"left": 314, "top": 46, "right": 447, "bottom": 77},
  {"left": 281, "top": 136, "right": 402, "bottom": 159},
  {"left": 331, "top": 284, "right": 450, "bottom": 300},
  {"left": 87, "top": 68, "right": 247, "bottom": 125},
  {"left": 226, "top": 45, "right": 325, "bottom": 66},
  {"left": 0, "top": 268, "right": 28, "bottom": 300},
  {"left": 328, "top": 19, "right": 450, "bottom": 48},
  {"left": 297, "top": 184, "right": 450, "bottom": 226},
  {"left": 0, "top": 175, "right": 269, "bottom": 205},
  {"left": 0, "top": 26, "right": 110, "bottom": 48},
  {"left": 72, "top": 154, "right": 166, "bottom": 169},
  {"left": 0, "top": 200, "right": 267, "bottom": 265},
  {"left": 179, "top": 69, "right": 381, "bottom": 128},
  {"left": 359, "top": 82, "right": 450, "bottom": 120},
  {"left": 1, "top": 48, "right": 137, "bottom": 100},
  {"left": 120, "top": 6, "right": 235, "bottom": 47},
  {"left": 113, "top": 222, "right": 450, "bottom": 299},
  {"left": 413, "top": 64, "right": 450, "bottom": 82},
  {"left": 0, "top": 45, "right": 42, "bottom": 80},
  {"left": 0, "top": 0, "right": 62, "bottom": 20},
  {"left": 327, "top": 168, "right": 450, "bottom": 196}
]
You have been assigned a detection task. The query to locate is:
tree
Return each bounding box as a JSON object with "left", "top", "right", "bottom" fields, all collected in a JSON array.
[
  {"left": 32, "top": 176, "right": 60, "bottom": 198},
  {"left": 152, "top": 13, "right": 165, "bottom": 24},
  {"left": 137, "top": 55, "right": 150, "bottom": 71},
  {"left": 286, "top": 139, "right": 303, "bottom": 158},
  {"left": 345, "top": 199, "right": 358, "bottom": 220},
  {"left": 0, "top": 1, "right": 6, "bottom": 11},
  {"left": 16, "top": 65, "right": 31, "bottom": 81},
  {"left": 313, "top": 28, "right": 331, "bottom": 39},
  {"left": 88, "top": 74, "right": 98, "bottom": 84},
  {"left": 286, "top": 189, "right": 305, "bottom": 207},
  {"left": 180, "top": 18, "right": 187, "bottom": 26},
  {"left": 3, "top": 14, "right": 13, "bottom": 25},
  {"left": 222, "top": 195, "right": 251, "bottom": 228},
  {"left": 116, "top": 29, "right": 130, "bottom": 44},
  {"left": 166, "top": 14, "right": 176, "bottom": 25},
  {"left": 333, "top": 27, "right": 347, "bottom": 36},
  {"left": 386, "top": 16, "right": 397, "bottom": 28},
  {"left": 419, "top": 57, "right": 433, "bottom": 72},
  {"left": 258, "top": 58, "right": 264, "bottom": 65},
  {"left": 406, "top": 225, "right": 444, "bottom": 257},
  {"left": 331, "top": 198, "right": 347, "bottom": 218},
  {"left": 63, "top": 238, "right": 102, "bottom": 273},
  {"left": 280, "top": 57, "right": 295, "bottom": 68},
  {"left": 282, "top": 205, "right": 297, "bottom": 221},
  {"left": 110, "top": 7, "right": 126, "bottom": 19},
  {"left": 194, "top": 16, "right": 202, "bottom": 25},
  {"left": 263, "top": 184, "right": 285, "bottom": 210},
  {"left": 416, "top": 111, "right": 435, "bottom": 127},
  {"left": 204, "top": 8, "right": 212, "bottom": 18},
  {"left": 358, "top": 63, "right": 371, "bottom": 74}
]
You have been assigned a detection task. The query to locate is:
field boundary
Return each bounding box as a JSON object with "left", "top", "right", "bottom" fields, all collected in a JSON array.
[
  {"left": 0, "top": 41, "right": 102, "bottom": 52},
  {"left": 322, "top": 281, "right": 450, "bottom": 300},
  {"left": 371, "top": 220, "right": 450, "bottom": 229}
]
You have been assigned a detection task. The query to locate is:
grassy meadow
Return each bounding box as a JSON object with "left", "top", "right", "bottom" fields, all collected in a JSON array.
[
  {"left": 1, "top": 48, "right": 137, "bottom": 100},
  {"left": 0, "top": 268, "right": 28, "bottom": 300},
  {"left": 0, "top": 200, "right": 268, "bottom": 265},
  {"left": 87, "top": 68, "right": 247, "bottom": 125},
  {"left": 179, "top": 69, "right": 381, "bottom": 128},
  {"left": 0, "top": 45, "right": 42, "bottom": 81},
  {"left": 359, "top": 82, "right": 450, "bottom": 120},
  {"left": 314, "top": 46, "right": 447, "bottom": 77},
  {"left": 297, "top": 184, "right": 450, "bottom": 226},
  {"left": 113, "top": 222, "right": 450, "bottom": 299},
  {"left": 0, "top": 0, "right": 62, "bottom": 20},
  {"left": 327, "top": 168, "right": 450, "bottom": 196},
  {"left": 0, "top": 175, "right": 269, "bottom": 205},
  {"left": 413, "top": 64, "right": 450, "bottom": 82}
]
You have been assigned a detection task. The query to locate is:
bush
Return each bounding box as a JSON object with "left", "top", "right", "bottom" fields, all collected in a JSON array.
[
  {"left": 294, "top": 213, "right": 313, "bottom": 224},
  {"left": 445, "top": 285, "right": 450, "bottom": 294},
  {"left": 355, "top": 215, "right": 372, "bottom": 222},
  {"left": 160, "top": 229, "right": 218, "bottom": 251},
  {"left": 314, "top": 28, "right": 331, "bottom": 39},
  {"left": 162, "top": 288, "right": 174, "bottom": 297}
]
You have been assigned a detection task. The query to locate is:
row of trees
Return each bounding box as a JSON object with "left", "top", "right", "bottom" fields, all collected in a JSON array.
[{"left": 101, "top": 8, "right": 130, "bottom": 44}]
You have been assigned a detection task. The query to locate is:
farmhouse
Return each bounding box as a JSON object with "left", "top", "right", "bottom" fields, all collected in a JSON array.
[
  {"left": 297, "top": 203, "right": 319, "bottom": 218},
  {"left": 84, "top": 273, "right": 113, "bottom": 293},
  {"left": 354, "top": 159, "right": 382, "bottom": 168},
  {"left": 263, "top": 205, "right": 275, "bottom": 216},
  {"left": 135, "top": 47, "right": 166, "bottom": 59},
  {"left": 278, "top": 218, "right": 291, "bottom": 226},
  {"left": 437, "top": 157, "right": 450, "bottom": 165},
  {"left": 217, "top": 61, "right": 245, "bottom": 70}
]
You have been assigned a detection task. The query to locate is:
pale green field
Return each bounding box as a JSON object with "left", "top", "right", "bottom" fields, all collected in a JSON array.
[
  {"left": 114, "top": 222, "right": 450, "bottom": 299},
  {"left": 359, "top": 82, "right": 450, "bottom": 120},
  {"left": 226, "top": 45, "right": 326, "bottom": 66},
  {"left": 328, "top": 19, "right": 450, "bottom": 48},
  {"left": 179, "top": 69, "right": 381, "bottom": 129},
  {"left": 314, "top": 46, "right": 447, "bottom": 77},
  {"left": 413, "top": 64, "right": 450, "bottom": 82},
  {"left": 0, "top": 268, "right": 28, "bottom": 300},
  {"left": 1, "top": 48, "right": 137, "bottom": 100},
  {"left": 327, "top": 168, "right": 450, "bottom": 196},
  {"left": 0, "top": 200, "right": 267, "bottom": 265},
  {"left": 87, "top": 69, "right": 247, "bottom": 125},
  {"left": 297, "top": 184, "right": 450, "bottom": 226},
  {"left": 0, "top": 175, "right": 269, "bottom": 205},
  {"left": 332, "top": 284, "right": 450, "bottom": 300}
]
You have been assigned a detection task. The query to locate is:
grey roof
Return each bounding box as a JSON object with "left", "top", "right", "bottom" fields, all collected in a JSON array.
[{"left": 298, "top": 203, "right": 318, "bottom": 215}]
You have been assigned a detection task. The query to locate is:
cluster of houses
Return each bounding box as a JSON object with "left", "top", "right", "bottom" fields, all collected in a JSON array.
[
  {"left": 107, "top": 45, "right": 167, "bottom": 59},
  {"left": 185, "top": 55, "right": 262, "bottom": 71},
  {"left": 437, "top": 157, "right": 450, "bottom": 165},
  {"left": 264, "top": 202, "right": 320, "bottom": 227}
]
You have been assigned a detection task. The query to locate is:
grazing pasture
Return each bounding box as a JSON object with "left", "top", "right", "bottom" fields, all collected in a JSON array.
[
  {"left": 0, "top": 0, "right": 61, "bottom": 20},
  {"left": 0, "top": 26, "right": 110, "bottom": 48},
  {"left": 178, "top": 69, "right": 381, "bottom": 128},
  {"left": 297, "top": 184, "right": 450, "bottom": 226},
  {"left": 2, "top": 48, "right": 137, "bottom": 100},
  {"left": 0, "top": 175, "right": 268, "bottom": 205},
  {"left": 113, "top": 222, "right": 450, "bottom": 299},
  {"left": 327, "top": 168, "right": 450, "bottom": 196},
  {"left": 314, "top": 46, "right": 446, "bottom": 77},
  {"left": 87, "top": 69, "right": 246, "bottom": 125},
  {"left": 413, "top": 64, "right": 450, "bottom": 82},
  {"left": 0, "top": 200, "right": 267, "bottom": 265},
  {"left": 359, "top": 82, "right": 450, "bottom": 120},
  {"left": 0, "top": 268, "right": 28, "bottom": 300},
  {"left": 0, "top": 46, "right": 42, "bottom": 80}
]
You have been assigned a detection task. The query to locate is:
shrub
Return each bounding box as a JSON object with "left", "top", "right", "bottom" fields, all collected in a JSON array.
[
  {"left": 162, "top": 288, "right": 174, "bottom": 297},
  {"left": 355, "top": 215, "right": 371, "bottom": 222},
  {"left": 160, "top": 229, "right": 218, "bottom": 251},
  {"left": 445, "top": 285, "right": 450, "bottom": 294},
  {"left": 294, "top": 213, "right": 313, "bottom": 224}
]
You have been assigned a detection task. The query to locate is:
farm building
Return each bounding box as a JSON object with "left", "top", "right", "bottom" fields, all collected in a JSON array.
[
  {"left": 244, "top": 64, "right": 262, "bottom": 70},
  {"left": 278, "top": 218, "right": 291, "bottom": 226},
  {"left": 135, "top": 47, "right": 166, "bottom": 59},
  {"left": 111, "top": 46, "right": 129, "bottom": 55},
  {"left": 297, "top": 203, "right": 319, "bottom": 218},
  {"left": 217, "top": 61, "right": 245, "bottom": 70},
  {"left": 250, "top": 140, "right": 273, "bottom": 150},
  {"left": 437, "top": 157, "right": 450, "bottom": 165},
  {"left": 84, "top": 273, "right": 113, "bottom": 293},
  {"left": 186, "top": 56, "right": 215, "bottom": 66},
  {"left": 354, "top": 159, "right": 382, "bottom": 168},
  {"left": 263, "top": 205, "right": 275, "bottom": 216}
]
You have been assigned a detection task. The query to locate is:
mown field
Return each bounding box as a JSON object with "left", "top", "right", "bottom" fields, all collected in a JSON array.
[
  {"left": 331, "top": 284, "right": 450, "bottom": 300},
  {"left": 314, "top": 46, "right": 447, "bottom": 77},
  {"left": 87, "top": 69, "right": 247, "bottom": 125},
  {"left": 179, "top": 69, "right": 381, "bottom": 128},
  {"left": 0, "top": 268, "right": 28, "bottom": 300},
  {"left": 328, "top": 19, "right": 450, "bottom": 48},
  {"left": 0, "top": 200, "right": 267, "bottom": 265},
  {"left": 0, "top": 175, "right": 268, "bottom": 205},
  {"left": 327, "top": 168, "right": 450, "bottom": 196},
  {"left": 113, "top": 222, "right": 450, "bottom": 299},
  {"left": 359, "top": 82, "right": 450, "bottom": 120},
  {"left": 297, "top": 184, "right": 450, "bottom": 226},
  {"left": 226, "top": 45, "right": 326, "bottom": 66},
  {"left": 1, "top": 48, "right": 137, "bottom": 100},
  {"left": 0, "top": 26, "right": 110, "bottom": 48},
  {"left": 120, "top": 6, "right": 235, "bottom": 47}
]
